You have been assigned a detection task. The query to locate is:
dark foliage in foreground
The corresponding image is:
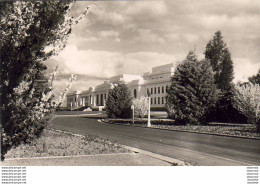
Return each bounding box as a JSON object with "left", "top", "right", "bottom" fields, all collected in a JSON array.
[{"left": 0, "top": 0, "right": 74, "bottom": 160}]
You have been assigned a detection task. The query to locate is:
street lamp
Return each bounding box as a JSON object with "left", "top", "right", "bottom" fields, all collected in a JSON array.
[
  {"left": 147, "top": 90, "right": 151, "bottom": 127},
  {"left": 131, "top": 104, "right": 135, "bottom": 124}
]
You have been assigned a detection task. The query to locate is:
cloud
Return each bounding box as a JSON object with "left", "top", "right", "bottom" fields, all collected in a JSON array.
[
  {"left": 99, "top": 30, "right": 120, "bottom": 42},
  {"left": 135, "top": 28, "right": 165, "bottom": 44},
  {"left": 125, "top": 1, "right": 168, "bottom": 17},
  {"left": 50, "top": 45, "right": 175, "bottom": 77},
  {"left": 233, "top": 58, "right": 260, "bottom": 82},
  {"left": 44, "top": 0, "right": 260, "bottom": 101}
]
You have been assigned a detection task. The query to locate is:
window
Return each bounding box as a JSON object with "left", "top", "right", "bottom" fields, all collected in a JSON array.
[
  {"left": 162, "top": 86, "right": 164, "bottom": 93},
  {"left": 151, "top": 98, "right": 153, "bottom": 105},
  {"left": 147, "top": 89, "right": 149, "bottom": 95},
  {"left": 154, "top": 97, "right": 156, "bottom": 104},
  {"left": 154, "top": 87, "right": 156, "bottom": 94},
  {"left": 105, "top": 94, "right": 106, "bottom": 100},
  {"left": 158, "top": 87, "right": 160, "bottom": 94},
  {"left": 134, "top": 89, "right": 137, "bottom": 99},
  {"left": 151, "top": 88, "right": 153, "bottom": 94},
  {"left": 96, "top": 94, "right": 99, "bottom": 105},
  {"left": 158, "top": 97, "right": 160, "bottom": 104},
  {"left": 101, "top": 94, "right": 104, "bottom": 106},
  {"left": 162, "top": 97, "right": 164, "bottom": 104}
]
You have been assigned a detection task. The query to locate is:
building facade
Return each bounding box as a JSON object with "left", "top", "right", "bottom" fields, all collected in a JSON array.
[{"left": 66, "top": 63, "right": 175, "bottom": 110}]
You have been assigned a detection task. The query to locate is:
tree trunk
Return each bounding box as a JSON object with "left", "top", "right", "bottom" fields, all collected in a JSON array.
[{"left": 256, "top": 120, "right": 260, "bottom": 134}]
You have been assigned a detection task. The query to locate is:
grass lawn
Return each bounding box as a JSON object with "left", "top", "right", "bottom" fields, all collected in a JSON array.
[{"left": 5, "top": 129, "right": 130, "bottom": 159}]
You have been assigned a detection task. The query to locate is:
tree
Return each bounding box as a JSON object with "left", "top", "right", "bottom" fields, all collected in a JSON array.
[
  {"left": 166, "top": 51, "right": 218, "bottom": 125},
  {"left": 106, "top": 83, "right": 133, "bottom": 119},
  {"left": 204, "top": 31, "right": 245, "bottom": 123},
  {"left": 233, "top": 84, "right": 260, "bottom": 133},
  {"left": 132, "top": 96, "right": 149, "bottom": 119},
  {"left": 248, "top": 69, "right": 260, "bottom": 85},
  {"left": 205, "top": 31, "right": 234, "bottom": 91},
  {"left": 0, "top": 1, "right": 87, "bottom": 160}
]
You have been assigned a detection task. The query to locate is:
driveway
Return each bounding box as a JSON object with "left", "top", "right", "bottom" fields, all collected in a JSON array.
[{"left": 51, "top": 116, "right": 260, "bottom": 166}]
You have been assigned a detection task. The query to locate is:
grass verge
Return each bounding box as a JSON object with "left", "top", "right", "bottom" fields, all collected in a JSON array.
[
  {"left": 153, "top": 123, "right": 259, "bottom": 138},
  {"left": 107, "top": 119, "right": 260, "bottom": 139},
  {"left": 5, "top": 129, "right": 130, "bottom": 159}
]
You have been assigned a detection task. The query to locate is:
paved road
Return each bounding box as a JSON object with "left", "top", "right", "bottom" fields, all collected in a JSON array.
[
  {"left": 55, "top": 111, "right": 168, "bottom": 118},
  {"left": 52, "top": 116, "right": 260, "bottom": 166}
]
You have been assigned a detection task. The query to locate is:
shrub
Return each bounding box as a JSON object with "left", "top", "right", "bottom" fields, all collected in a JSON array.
[{"left": 106, "top": 83, "right": 133, "bottom": 119}]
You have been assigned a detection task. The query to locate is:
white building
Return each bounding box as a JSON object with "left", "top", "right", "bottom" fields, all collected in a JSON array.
[{"left": 66, "top": 63, "right": 175, "bottom": 110}]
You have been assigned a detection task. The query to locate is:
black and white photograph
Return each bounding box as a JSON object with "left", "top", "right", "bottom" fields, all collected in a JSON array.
[{"left": 1, "top": 0, "right": 260, "bottom": 183}]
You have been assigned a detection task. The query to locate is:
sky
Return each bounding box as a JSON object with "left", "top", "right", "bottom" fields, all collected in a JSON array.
[{"left": 45, "top": 0, "right": 260, "bottom": 100}]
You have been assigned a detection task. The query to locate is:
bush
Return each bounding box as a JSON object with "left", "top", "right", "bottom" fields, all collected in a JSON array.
[
  {"left": 166, "top": 51, "right": 218, "bottom": 125},
  {"left": 106, "top": 82, "right": 133, "bottom": 119}
]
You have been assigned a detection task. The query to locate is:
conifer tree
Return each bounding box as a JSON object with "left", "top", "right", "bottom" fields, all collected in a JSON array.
[
  {"left": 106, "top": 83, "right": 133, "bottom": 119},
  {"left": 205, "top": 31, "right": 234, "bottom": 92},
  {"left": 204, "top": 31, "right": 245, "bottom": 123},
  {"left": 166, "top": 51, "right": 218, "bottom": 125},
  {"left": 248, "top": 69, "right": 260, "bottom": 85}
]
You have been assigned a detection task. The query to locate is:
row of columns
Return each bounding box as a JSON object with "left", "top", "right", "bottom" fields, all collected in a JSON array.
[{"left": 69, "top": 92, "right": 108, "bottom": 109}]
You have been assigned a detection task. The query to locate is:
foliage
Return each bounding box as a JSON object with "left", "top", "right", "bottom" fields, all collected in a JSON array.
[
  {"left": 204, "top": 31, "right": 241, "bottom": 123},
  {"left": 205, "top": 30, "right": 234, "bottom": 92},
  {"left": 233, "top": 83, "right": 260, "bottom": 133},
  {"left": 0, "top": 1, "right": 87, "bottom": 160},
  {"left": 132, "top": 96, "right": 149, "bottom": 119},
  {"left": 166, "top": 51, "right": 218, "bottom": 125},
  {"left": 248, "top": 69, "right": 260, "bottom": 85},
  {"left": 106, "top": 83, "right": 133, "bottom": 119}
]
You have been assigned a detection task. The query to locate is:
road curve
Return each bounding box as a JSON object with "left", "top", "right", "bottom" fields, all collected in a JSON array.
[{"left": 52, "top": 116, "right": 260, "bottom": 166}]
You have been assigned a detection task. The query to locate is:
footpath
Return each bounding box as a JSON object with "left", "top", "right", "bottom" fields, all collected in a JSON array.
[{"left": 1, "top": 152, "right": 173, "bottom": 166}]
